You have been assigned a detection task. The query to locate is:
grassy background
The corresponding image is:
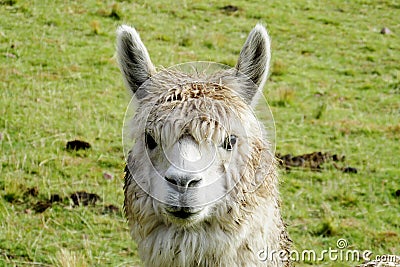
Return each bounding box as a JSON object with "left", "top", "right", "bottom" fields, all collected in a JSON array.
[{"left": 1, "top": 0, "right": 399, "bottom": 266}]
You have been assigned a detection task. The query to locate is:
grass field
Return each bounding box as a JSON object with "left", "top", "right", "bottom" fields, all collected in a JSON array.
[{"left": 1, "top": 0, "right": 399, "bottom": 266}]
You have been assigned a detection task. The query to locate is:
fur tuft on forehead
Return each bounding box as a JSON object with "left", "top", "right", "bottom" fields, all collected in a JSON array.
[
  {"left": 138, "top": 77, "right": 256, "bottom": 146},
  {"left": 159, "top": 82, "right": 235, "bottom": 103},
  {"left": 140, "top": 69, "right": 250, "bottom": 102}
]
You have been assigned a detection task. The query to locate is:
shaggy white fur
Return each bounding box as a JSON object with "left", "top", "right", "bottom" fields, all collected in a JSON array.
[{"left": 117, "top": 24, "right": 291, "bottom": 267}]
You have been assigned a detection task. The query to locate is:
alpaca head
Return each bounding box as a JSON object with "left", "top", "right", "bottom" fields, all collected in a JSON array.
[{"left": 118, "top": 25, "right": 274, "bottom": 227}]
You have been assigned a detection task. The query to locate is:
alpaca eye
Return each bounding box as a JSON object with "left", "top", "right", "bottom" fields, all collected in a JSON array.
[
  {"left": 222, "top": 135, "right": 237, "bottom": 151},
  {"left": 145, "top": 132, "right": 158, "bottom": 150}
]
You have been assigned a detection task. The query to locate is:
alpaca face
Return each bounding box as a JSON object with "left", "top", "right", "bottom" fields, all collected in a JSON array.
[
  {"left": 130, "top": 80, "right": 260, "bottom": 225},
  {"left": 118, "top": 24, "right": 272, "bottom": 226}
]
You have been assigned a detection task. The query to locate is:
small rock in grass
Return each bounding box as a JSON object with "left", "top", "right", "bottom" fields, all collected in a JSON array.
[
  {"left": 380, "top": 27, "right": 391, "bottom": 35},
  {"left": 395, "top": 189, "right": 400, "bottom": 197},
  {"left": 24, "top": 209, "right": 33, "bottom": 215},
  {"left": 103, "top": 172, "right": 114, "bottom": 180},
  {"left": 66, "top": 139, "right": 91, "bottom": 151},
  {"left": 4, "top": 53, "right": 16, "bottom": 58}
]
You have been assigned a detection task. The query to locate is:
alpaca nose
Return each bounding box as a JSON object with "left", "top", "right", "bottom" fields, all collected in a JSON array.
[
  {"left": 164, "top": 168, "right": 202, "bottom": 189},
  {"left": 165, "top": 174, "right": 202, "bottom": 189}
]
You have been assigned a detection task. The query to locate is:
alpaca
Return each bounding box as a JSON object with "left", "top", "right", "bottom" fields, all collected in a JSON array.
[
  {"left": 358, "top": 255, "right": 400, "bottom": 267},
  {"left": 117, "top": 24, "right": 291, "bottom": 267}
]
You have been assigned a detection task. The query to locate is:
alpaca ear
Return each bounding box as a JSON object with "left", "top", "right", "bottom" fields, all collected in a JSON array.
[
  {"left": 235, "top": 24, "right": 271, "bottom": 104},
  {"left": 117, "top": 25, "right": 155, "bottom": 97}
]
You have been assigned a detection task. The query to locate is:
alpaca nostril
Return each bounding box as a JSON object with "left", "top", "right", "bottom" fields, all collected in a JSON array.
[
  {"left": 188, "top": 178, "right": 201, "bottom": 188},
  {"left": 165, "top": 177, "right": 178, "bottom": 186},
  {"left": 164, "top": 175, "right": 202, "bottom": 188}
]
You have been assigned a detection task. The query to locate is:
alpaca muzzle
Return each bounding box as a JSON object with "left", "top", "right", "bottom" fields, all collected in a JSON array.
[{"left": 165, "top": 206, "right": 203, "bottom": 219}]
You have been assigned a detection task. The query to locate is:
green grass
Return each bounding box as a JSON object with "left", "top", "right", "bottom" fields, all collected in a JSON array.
[{"left": 1, "top": 0, "right": 399, "bottom": 266}]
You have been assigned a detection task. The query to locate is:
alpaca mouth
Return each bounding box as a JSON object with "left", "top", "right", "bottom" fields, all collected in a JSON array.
[{"left": 166, "top": 206, "right": 202, "bottom": 219}]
